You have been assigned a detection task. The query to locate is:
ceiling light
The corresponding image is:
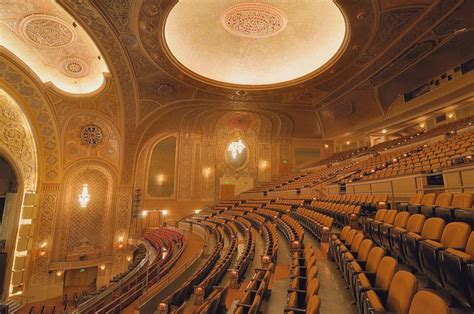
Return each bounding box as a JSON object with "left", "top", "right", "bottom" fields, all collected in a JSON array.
[{"left": 382, "top": 129, "right": 387, "bottom": 134}]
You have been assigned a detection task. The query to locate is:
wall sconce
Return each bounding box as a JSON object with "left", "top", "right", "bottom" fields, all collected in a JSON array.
[
  {"left": 156, "top": 174, "right": 165, "bottom": 185},
  {"left": 346, "top": 141, "right": 351, "bottom": 145},
  {"left": 261, "top": 160, "right": 268, "bottom": 170},
  {"left": 141, "top": 210, "right": 148, "bottom": 218},
  {"left": 79, "top": 183, "right": 90, "bottom": 208},
  {"left": 382, "top": 129, "right": 387, "bottom": 134},
  {"left": 117, "top": 236, "right": 124, "bottom": 249},
  {"left": 56, "top": 270, "right": 63, "bottom": 277},
  {"left": 99, "top": 264, "right": 106, "bottom": 271},
  {"left": 126, "top": 255, "right": 132, "bottom": 262},
  {"left": 39, "top": 250, "right": 47, "bottom": 257},
  {"left": 203, "top": 167, "right": 211, "bottom": 178},
  {"left": 162, "top": 210, "right": 168, "bottom": 217},
  {"left": 194, "top": 209, "right": 201, "bottom": 214},
  {"left": 324, "top": 144, "right": 329, "bottom": 149},
  {"left": 447, "top": 113, "right": 454, "bottom": 119},
  {"left": 420, "top": 123, "right": 426, "bottom": 128}
]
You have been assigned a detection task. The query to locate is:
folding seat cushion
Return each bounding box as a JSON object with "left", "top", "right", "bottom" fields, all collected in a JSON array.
[
  {"left": 435, "top": 193, "right": 473, "bottom": 223},
  {"left": 402, "top": 217, "right": 445, "bottom": 272},
  {"left": 408, "top": 193, "right": 436, "bottom": 215},
  {"left": 354, "top": 256, "right": 398, "bottom": 308},
  {"left": 306, "top": 295, "right": 321, "bottom": 314},
  {"left": 390, "top": 214, "right": 425, "bottom": 261},
  {"left": 379, "top": 211, "right": 410, "bottom": 251},
  {"left": 371, "top": 210, "right": 397, "bottom": 244},
  {"left": 440, "top": 231, "right": 474, "bottom": 307},
  {"left": 408, "top": 291, "right": 449, "bottom": 314},
  {"left": 362, "top": 271, "right": 417, "bottom": 314},
  {"left": 420, "top": 222, "right": 471, "bottom": 287},
  {"left": 398, "top": 194, "right": 423, "bottom": 212},
  {"left": 420, "top": 193, "right": 453, "bottom": 218},
  {"left": 348, "top": 247, "right": 384, "bottom": 293},
  {"left": 330, "top": 226, "right": 351, "bottom": 259},
  {"left": 334, "top": 230, "right": 358, "bottom": 265}
]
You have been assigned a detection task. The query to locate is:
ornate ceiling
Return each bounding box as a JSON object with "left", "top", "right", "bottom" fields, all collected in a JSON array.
[
  {"left": 0, "top": 0, "right": 109, "bottom": 94},
  {"left": 3, "top": 0, "right": 474, "bottom": 150},
  {"left": 163, "top": 1, "right": 347, "bottom": 87}
]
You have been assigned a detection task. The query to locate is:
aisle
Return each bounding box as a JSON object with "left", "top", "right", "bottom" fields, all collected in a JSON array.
[
  {"left": 304, "top": 232, "right": 358, "bottom": 314},
  {"left": 260, "top": 230, "right": 291, "bottom": 313}
]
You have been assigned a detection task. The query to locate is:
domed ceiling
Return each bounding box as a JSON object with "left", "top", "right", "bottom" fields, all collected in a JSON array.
[
  {"left": 164, "top": 1, "right": 347, "bottom": 87},
  {"left": 0, "top": 0, "right": 109, "bottom": 94}
]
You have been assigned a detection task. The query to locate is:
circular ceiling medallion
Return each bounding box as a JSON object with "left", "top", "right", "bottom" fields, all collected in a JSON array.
[
  {"left": 81, "top": 125, "right": 103, "bottom": 146},
  {"left": 60, "top": 58, "right": 89, "bottom": 78},
  {"left": 221, "top": 3, "right": 287, "bottom": 39},
  {"left": 20, "top": 14, "right": 75, "bottom": 48}
]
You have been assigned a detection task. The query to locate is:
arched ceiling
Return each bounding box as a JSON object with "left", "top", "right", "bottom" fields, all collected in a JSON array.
[
  {"left": 4, "top": 0, "right": 473, "bottom": 148},
  {"left": 163, "top": 1, "right": 347, "bottom": 87},
  {"left": 0, "top": 0, "right": 109, "bottom": 94}
]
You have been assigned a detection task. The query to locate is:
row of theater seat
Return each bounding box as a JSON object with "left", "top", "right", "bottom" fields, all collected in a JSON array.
[
  {"left": 330, "top": 226, "right": 452, "bottom": 314},
  {"left": 309, "top": 201, "right": 361, "bottom": 228},
  {"left": 286, "top": 243, "right": 321, "bottom": 313},
  {"left": 318, "top": 194, "right": 389, "bottom": 215},
  {"left": 161, "top": 221, "right": 224, "bottom": 312},
  {"left": 365, "top": 207, "right": 474, "bottom": 307},
  {"left": 235, "top": 263, "right": 273, "bottom": 313},
  {"left": 397, "top": 192, "right": 474, "bottom": 227},
  {"left": 292, "top": 207, "right": 333, "bottom": 242}
]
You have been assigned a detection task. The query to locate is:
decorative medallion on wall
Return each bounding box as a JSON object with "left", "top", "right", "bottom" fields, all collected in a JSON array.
[
  {"left": 20, "top": 14, "right": 75, "bottom": 48},
  {"left": 221, "top": 3, "right": 288, "bottom": 39},
  {"left": 80, "top": 124, "right": 103, "bottom": 146}
]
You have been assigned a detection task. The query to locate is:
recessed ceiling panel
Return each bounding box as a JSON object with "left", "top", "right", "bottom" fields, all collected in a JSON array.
[{"left": 164, "top": 1, "right": 347, "bottom": 87}]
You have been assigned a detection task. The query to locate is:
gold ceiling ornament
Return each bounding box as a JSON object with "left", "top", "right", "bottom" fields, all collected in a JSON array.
[
  {"left": 80, "top": 124, "right": 103, "bottom": 146},
  {"left": 221, "top": 3, "right": 288, "bottom": 39}
]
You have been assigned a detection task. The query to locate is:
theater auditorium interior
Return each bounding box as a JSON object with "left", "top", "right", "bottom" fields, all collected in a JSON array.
[{"left": 0, "top": 0, "right": 474, "bottom": 313}]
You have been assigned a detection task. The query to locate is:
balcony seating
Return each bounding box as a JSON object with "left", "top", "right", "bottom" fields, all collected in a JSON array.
[
  {"left": 389, "top": 214, "right": 426, "bottom": 261},
  {"left": 407, "top": 193, "right": 436, "bottom": 215},
  {"left": 379, "top": 211, "right": 410, "bottom": 251},
  {"left": 398, "top": 194, "right": 423, "bottom": 212},
  {"left": 347, "top": 246, "right": 384, "bottom": 294},
  {"left": 435, "top": 193, "right": 473, "bottom": 223}
]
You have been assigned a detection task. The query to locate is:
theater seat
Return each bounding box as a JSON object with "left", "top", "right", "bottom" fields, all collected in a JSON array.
[
  {"left": 330, "top": 226, "right": 351, "bottom": 260},
  {"left": 363, "top": 209, "right": 387, "bottom": 239},
  {"left": 408, "top": 291, "right": 449, "bottom": 314},
  {"left": 454, "top": 206, "right": 474, "bottom": 229},
  {"left": 435, "top": 193, "right": 472, "bottom": 223},
  {"left": 371, "top": 210, "right": 397, "bottom": 245},
  {"left": 398, "top": 194, "right": 423, "bottom": 212},
  {"left": 420, "top": 192, "right": 453, "bottom": 217},
  {"left": 354, "top": 256, "right": 397, "bottom": 309},
  {"left": 402, "top": 217, "right": 445, "bottom": 272},
  {"left": 439, "top": 231, "right": 474, "bottom": 307},
  {"left": 341, "top": 239, "right": 374, "bottom": 284},
  {"left": 407, "top": 193, "right": 436, "bottom": 215},
  {"left": 338, "top": 233, "right": 365, "bottom": 270},
  {"left": 347, "top": 247, "right": 384, "bottom": 294},
  {"left": 379, "top": 211, "right": 410, "bottom": 251},
  {"left": 420, "top": 222, "right": 471, "bottom": 287},
  {"left": 390, "top": 214, "right": 425, "bottom": 262},
  {"left": 361, "top": 270, "right": 417, "bottom": 314}
]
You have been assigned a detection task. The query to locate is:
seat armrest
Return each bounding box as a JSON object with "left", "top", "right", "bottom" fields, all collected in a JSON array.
[
  {"left": 287, "top": 288, "right": 305, "bottom": 293},
  {"left": 284, "top": 307, "right": 306, "bottom": 313},
  {"left": 372, "top": 288, "right": 389, "bottom": 305},
  {"left": 361, "top": 271, "right": 376, "bottom": 284}
]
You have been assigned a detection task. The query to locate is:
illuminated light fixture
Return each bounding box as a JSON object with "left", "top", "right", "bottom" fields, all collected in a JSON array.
[
  {"left": 324, "top": 144, "right": 329, "bottom": 149},
  {"left": 203, "top": 167, "right": 211, "bottom": 178},
  {"left": 141, "top": 210, "right": 148, "bottom": 218},
  {"left": 156, "top": 174, "right": 165, "bottom": 185},
  {"left": 447, "top": 113, "right": 454, "bottom": 119},
  {"left": 382, "top": 129, "right": 387, "bottom": 134},
  {"left": 346, "top": 141, "right": 351, "bottom": 145},
  {"left": 420, "top": 123, "right": 426, "bottom": 128},
  {"left": 227, "top": 139, "right": 245, "bottom": 159},
  {"left": 39, "top": 250, "right": 46, "bottom": 257},
  {"left": 99, "top": 264, "right": 106, "bottom": 271},
  {"left": 79, "top": 184, "right": 90, "bottom": 208},
  {"left": 162, "top": 210, "right": 168, "bottom": 216},
  {"left": 126, "top": 255, "right": 132, "bottom": 262},
  {"left": 56, "top": 270, "right": 63, "bottom": 277},
  {"left": 194, "top": 209, "right": 201, "bottom": 214}
]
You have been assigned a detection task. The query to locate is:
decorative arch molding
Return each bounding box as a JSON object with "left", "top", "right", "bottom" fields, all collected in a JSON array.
[
  {"left": 53, "top": 159, "right": 118, "bottom": 261},
  {"left": 0, "top": 89, "right": 38, "bottom": 190},
  {"left": 0, "top": 54, "right": 61, "bottom": 183},
  {"left": 58, "top": 0, "right": 139, "bottom": 184}
]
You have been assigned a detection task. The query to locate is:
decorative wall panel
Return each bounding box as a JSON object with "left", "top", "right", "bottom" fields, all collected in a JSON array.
[{"left": 147, "top": 136, "right": 177, "bottom": 198}]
